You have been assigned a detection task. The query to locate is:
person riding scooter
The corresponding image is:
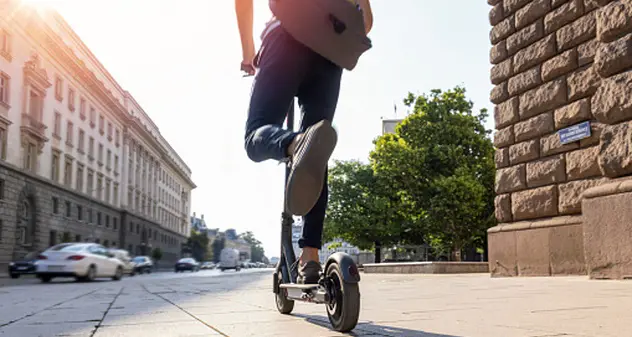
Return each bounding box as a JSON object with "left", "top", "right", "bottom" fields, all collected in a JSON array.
[{"left": 235, "top": 0, "right": 373, "bottom": 284}]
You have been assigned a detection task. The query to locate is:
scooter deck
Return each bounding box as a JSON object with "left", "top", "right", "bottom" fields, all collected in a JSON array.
[{"left": 280, "top": 283, "right": 319, "bottom": 290}]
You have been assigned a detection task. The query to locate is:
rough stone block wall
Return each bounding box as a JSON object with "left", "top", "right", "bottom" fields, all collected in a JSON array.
[{"left": 488, "top": 0, "right": 632, "bottom": 277}]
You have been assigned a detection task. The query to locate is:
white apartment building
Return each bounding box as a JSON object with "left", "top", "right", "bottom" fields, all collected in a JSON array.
[{"left": 0, "top": 2, "right": 195, "bottom": 267}]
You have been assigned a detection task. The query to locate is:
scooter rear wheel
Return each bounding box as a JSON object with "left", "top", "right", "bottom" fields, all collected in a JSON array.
[
  {"left": 326, "top": 262, "right": 360, "bottom": 332},
  {"left": 275, "top": 274, "right": 295, "bottom": 314}
]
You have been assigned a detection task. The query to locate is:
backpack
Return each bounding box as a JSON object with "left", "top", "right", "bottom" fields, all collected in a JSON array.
[{"left": 269, "top": 0, "right": 373, "bottom": 71}]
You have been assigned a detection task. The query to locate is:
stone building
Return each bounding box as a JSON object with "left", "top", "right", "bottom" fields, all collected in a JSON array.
[
  {"left": 0, "top": 3, "right": 195, "bottom": 269},
  {"left": 487, "top": 0, "right": 632, "bottom": 279}
]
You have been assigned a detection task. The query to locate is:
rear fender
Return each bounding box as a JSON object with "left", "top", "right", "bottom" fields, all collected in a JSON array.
[{"left": 325, "top": 252, "right": 360, "bottom": 283}]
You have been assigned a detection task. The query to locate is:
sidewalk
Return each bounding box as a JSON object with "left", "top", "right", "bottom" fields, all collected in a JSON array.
[{"left": 213, "top": 272, "right": 632, "bottom": 336}]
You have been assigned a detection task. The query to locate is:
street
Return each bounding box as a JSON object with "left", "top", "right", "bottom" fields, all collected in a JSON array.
[{"left": 1, "top": 270, "right": 632, "bottom": 337}]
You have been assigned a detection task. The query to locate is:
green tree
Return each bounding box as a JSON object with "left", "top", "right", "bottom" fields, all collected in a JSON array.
[
  {"left": 187, "top": 230, "right": 209, "bottom": 262},
  {"left": 151, "top": 247, "right": 163, "bottom": 262},
  {"left": 370, "top": 86, "right": 496, "bottom": 261},
  {"left": 211, "top": 236, "right": 225, "bottom": 263},
  {"left": 239, "top": 231, "right": 266, "bottom": 262},
  {"left": 324, "top": 160, "right": 413, "bottom": 262}
]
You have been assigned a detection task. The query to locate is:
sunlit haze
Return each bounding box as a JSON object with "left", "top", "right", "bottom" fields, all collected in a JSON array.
[{"left": 31, "top": 0, "right": 494, "bottom": 257}]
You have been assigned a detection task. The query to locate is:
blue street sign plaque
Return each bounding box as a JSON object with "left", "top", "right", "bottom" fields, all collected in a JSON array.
[{"left": 558, "top": 121, "right": 591, "bottom": 145}]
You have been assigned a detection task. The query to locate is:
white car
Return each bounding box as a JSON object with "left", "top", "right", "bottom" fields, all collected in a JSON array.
[{"left": 35, "top": 243, "right": 125, "bottom": 283}]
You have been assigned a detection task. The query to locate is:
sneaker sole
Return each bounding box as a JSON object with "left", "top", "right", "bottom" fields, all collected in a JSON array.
[{"left": 286, "top": 120, "right": 337, "bottom": 216}]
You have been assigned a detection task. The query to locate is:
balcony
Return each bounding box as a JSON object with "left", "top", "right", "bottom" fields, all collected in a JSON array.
[{"left": 20, "top": 113, "right": 47, "bottom": 142}]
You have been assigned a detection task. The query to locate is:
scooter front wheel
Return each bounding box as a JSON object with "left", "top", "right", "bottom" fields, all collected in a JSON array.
[
  {"left": 326, "top": 262, "right": 360, "bottom": 332},
  {"left": 275, "top": 273, "right": 294, "bottom": 314}
]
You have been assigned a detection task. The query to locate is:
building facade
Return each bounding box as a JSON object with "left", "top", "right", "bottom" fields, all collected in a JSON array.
[
  {"left": 487, "top": 0, "right": 632, "bottom": 278},
  {"left": 0, "top": 3, "right": 195, "bottom": 268}
]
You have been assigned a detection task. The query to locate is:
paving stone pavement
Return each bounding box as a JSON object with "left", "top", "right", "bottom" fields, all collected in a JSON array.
[{"left": 0, "top": 269, "right": 630, "bottom": 336}]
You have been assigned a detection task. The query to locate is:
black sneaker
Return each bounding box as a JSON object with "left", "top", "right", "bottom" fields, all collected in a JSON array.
[
  {"left": 298, "top": 260, "right": 322, "bottom": 284},
  {"left": 286, "top": 120, "right": 337, "bottom": 216}
]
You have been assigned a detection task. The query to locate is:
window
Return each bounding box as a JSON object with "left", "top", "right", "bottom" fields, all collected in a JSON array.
[
  {"left": 28, "top": 90, "right": 42, "bottom": 119},
  {"left": 76, "top": 164, "right": 84, "bottom": 192},
  {"left": 113, "top": 217, "right": 118, "bottom": 230},
  {"left": 52, "top": 197, "right": 59, "bottom": 214},
  {"left": 115, "top": 129, "right": 120, "bottom": 146},
  {"left": 0, "top": 126, "right": 6, "bottom": 160},
  {"left": 54, "top": 76, "right": 63, "bottom": 101},
  {"left": 105, "top": 215, "right": 110, "bottom": 228},
  {"left": 129, "top": 222, "right": 133, "bottom": 232},
  {"left": 77, "top": 205, "right": 83, "bottom": 221},
  {"left": 66, "top": 121, "right": 73, "bottom": 146},
  {"left": 53, "top": 112, "right": 61, "bottom": 137},
  {"left": 49, "top": 230, "right": 57, "bottom": 247},
  {"left": 51, "top": 151, "right": 60, "bottom": 182},
  {"left": 87, "top": 169, "right": 94, "bottom": 195},
  {"left": 105, "top": 178, "right": 111, "bottom": 203},
  {"left": 65, "top": 201, "right": 71, "bottom": 217},
  {"left": 0, "top": 179, "right": 4, "bottom": 200},
  {"left": 114, "top": 155, "right": 119, "bottom": 173},
  {"left": 98, "top": 143, "right": 103, "bottom": 164},
  {"left": 78, "top": 129, "right": 85, "bottom": 152},
  {"left": 107, "top": 122, "right": 113, "bottom": 140},
  {"left": 87, "top": 208, "right": 92, "bottom": 223},
  {"left": 99, "top": 115, "right": 104, "bottom": 135},
  {"left": 89, "top": 107, "right": 96, "bottom": 128},
  {"left": 0, "top": 29, "right": 11, "bottom": 58},
  {"left": 0, "top": 73, "right": 9, "bottom": 105},
  {"left": 68, "top": 88, "right": 75, "bottom": 111},
  {"left": 88, "top": 137, "right": 94, "bottom": 159},
  {"left": 97, "top": 212, "right": 102, "bottom": 225},
  {"left": 97, "top": 175, "right": 103, "bottom": 200},
  {"left": 63, "top": 156, "right": 72, "bottom": 187},
  {"left": 24, "top": 142, "right": 36, "bottom": 172},
  {"left": 75, "top": 234, "right": 81, "bottom": 242},
  {"left": 107, "top": 149, "right": 111, "bottom": 169},
  {"left": 79, "top": 98, "right": 86, "bottom": 120},
  {"left": 113, "top": 183, "right": 119, "bottom": 205}
]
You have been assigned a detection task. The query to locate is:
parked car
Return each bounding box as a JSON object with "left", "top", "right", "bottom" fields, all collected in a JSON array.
[
  {"left": 219, "top": 248, "right": 241, "bottom": 272},
  {"left": 131, "top": 256, "right": 153, "bottom": 274},
  {"left": 109, "top": 249, "right": 136, "bottom": 276},
  {"left": 200, "top": 262, "right": 215, "bottom": 270},
  {"left": 8, "top": 251, "right": 40, "bottom": 279},
  {"left": 175, "top": 258, "right": 200, "bottom": 272},
  {"left": 35, "top": 243, "right": 124, "bottom": 283}
]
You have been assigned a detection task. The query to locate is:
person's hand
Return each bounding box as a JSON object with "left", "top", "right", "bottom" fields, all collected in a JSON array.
[{"left": 240, "top": 57, "right": 256, "bottom": 77}]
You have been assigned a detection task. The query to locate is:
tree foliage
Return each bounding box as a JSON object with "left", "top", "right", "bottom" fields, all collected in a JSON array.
[
  {"left": 151, "top": 247, "right": 163, "bottom": 262},
  {"left": 211, "top": 236, "right": 225, "bottom": 263},
  {"left": 370, "top": 86, "right": 496, "bottom": 260},
  {"left": 239, "top": 231, "right": 266, "bottom": 262},
  {"left": 187, "top": 230, "right": 209, "bottom": 262},
  {"left": 324, "top": 159, "right": 414, "bottom": 260}
]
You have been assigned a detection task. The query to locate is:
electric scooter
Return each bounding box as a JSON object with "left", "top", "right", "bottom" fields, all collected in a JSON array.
[{"left": 273, "top": 98, "right": 362, "bottom": 332}]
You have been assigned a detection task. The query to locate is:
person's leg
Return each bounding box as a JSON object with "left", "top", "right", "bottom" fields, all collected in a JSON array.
[
  {"left": 294, "top": 53, "right": 343, "bottom": 283},
  {"left": 244, "top": 28, "right": 310, "bottom": 163}
]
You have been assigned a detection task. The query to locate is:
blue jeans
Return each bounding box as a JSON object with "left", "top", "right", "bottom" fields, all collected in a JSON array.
[{"left": 244, "top": 27, "right": 343, "bottom": 249}]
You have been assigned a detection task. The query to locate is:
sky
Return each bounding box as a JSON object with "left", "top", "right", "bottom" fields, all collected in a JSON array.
[{"left": 35, "top": 0, "right": 494, "bottom": 257}]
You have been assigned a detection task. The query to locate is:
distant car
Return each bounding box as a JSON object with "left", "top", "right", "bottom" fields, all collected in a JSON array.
[
  {"left": 8, "top": 251, "right": 40, "bottom": 279},
  {"left": 175, "top": 258, "right": 200, "bottom": 272},
  {"left": 35, "top": 243, "right": 124, "bottom": 283},
  {"left": 131, "top": 256, "right": 153, "bottom": 274},
  {"left": 200, "top": 262, "right": 215, "bottom": 270},
  {"left": 109, "top": 249, "right": 136, "bottom": 276},
  {"left": 219, "top": 248, "right": 241, "bottom": 272}
]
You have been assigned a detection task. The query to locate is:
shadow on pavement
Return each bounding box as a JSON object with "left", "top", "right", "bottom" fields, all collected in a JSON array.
[{"left": 294, "top": 313, "right": 460, "bottom": 337}]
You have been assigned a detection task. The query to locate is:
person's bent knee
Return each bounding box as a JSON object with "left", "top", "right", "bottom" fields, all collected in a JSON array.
[{"left": 244, "top": 129, "right": 271, "bottom": 163}]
